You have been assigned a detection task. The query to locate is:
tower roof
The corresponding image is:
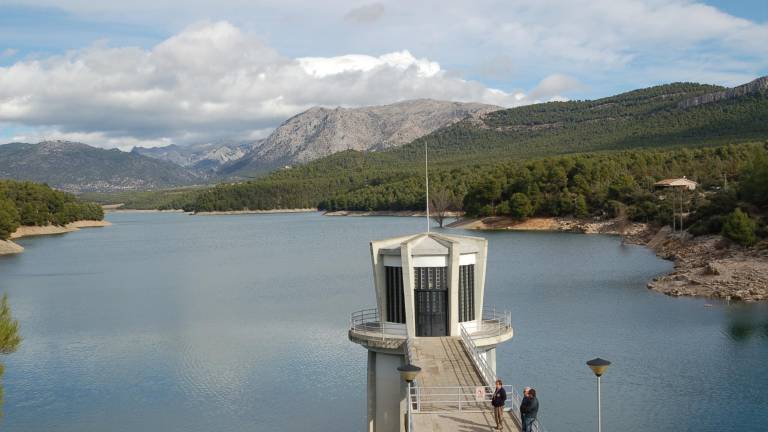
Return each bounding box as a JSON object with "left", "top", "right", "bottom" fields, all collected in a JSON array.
[{"left": 377, "top": 232, "right": 483, "bottom": 256}]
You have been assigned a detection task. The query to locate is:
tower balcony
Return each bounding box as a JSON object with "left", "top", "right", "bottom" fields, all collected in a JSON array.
[{"left": 349, "top": 307, "right": 513, "bottom": 351}]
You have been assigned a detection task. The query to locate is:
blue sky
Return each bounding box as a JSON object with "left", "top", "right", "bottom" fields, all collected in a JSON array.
[{"left": 1, "top": 0, "right": 767, "bottom": 148}]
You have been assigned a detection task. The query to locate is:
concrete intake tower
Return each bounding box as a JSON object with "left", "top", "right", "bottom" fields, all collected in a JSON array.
[{"left": 349, "top": 232, "right": 533, "bottom": 432}]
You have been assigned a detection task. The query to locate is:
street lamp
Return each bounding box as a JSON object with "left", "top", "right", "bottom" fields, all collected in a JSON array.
[
  {"left": 398, "top": 363, "right": 421, "bottom": 431},
  {"left": 397, "top": 363, "right": 422, "bottom": 383},
  {"left": 586, "top": 358, "right": 611, "bottom": 432}
]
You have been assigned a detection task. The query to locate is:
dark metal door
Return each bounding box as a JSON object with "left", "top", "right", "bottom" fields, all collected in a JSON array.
[
  {"left": 416, "top": 290, "right": 448, "bottom": 336},
  {"left": 414, "top": 267, "right": 448, "bottom": 337}
]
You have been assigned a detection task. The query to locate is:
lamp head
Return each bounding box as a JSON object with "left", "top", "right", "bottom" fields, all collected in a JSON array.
[
  {"left": 586, "top": 358, "right": 611, "bottom": 377},
  {"left": 397, "top": 363, "right": 422, "bottom": 383}
]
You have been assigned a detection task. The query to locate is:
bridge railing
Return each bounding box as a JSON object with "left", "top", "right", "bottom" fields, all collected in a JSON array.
[
  {"left": 458, "top": 321, "right": 547, "bottom": 432},
  {"left": 349, "top": 308, "right": 407, "bottom": 340}
]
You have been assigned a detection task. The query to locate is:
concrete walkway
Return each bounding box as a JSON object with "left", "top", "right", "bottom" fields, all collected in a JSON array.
[
  {"left": 413, "top": 411, "right": 520, "bottom": 432},
  {"left": 409, "top": 337, "right": 520, "bottom": 432},
  {"left": 411, "top": 337, "right": 482, "bottom": 387}
]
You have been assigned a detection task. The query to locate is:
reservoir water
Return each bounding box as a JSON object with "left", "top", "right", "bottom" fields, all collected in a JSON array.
[{"left": 0, "top": 212, "right": 766, "bottom": 432}]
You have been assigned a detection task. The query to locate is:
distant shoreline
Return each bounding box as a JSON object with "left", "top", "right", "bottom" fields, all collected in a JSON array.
[
  {"left": 1, "top": 220, "right": 112, "bottom": 256},
  {"left": 324, "top": 210, "right": 462, "bottom": 217},
  {"left": 194, "top": 208, "right": 318, "bottom": 215},
  {"left": 105, "top": 209, "right": 186, "bottom": 213}
]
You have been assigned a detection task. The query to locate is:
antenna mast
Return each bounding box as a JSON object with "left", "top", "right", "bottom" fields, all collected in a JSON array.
[{"left": 425, "top": 141, "right": 430, "bottom": 233}]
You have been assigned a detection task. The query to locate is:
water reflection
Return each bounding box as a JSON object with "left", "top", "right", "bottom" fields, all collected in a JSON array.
[{"left": 726, "top": 308, "right": 768, "bottom": 341}]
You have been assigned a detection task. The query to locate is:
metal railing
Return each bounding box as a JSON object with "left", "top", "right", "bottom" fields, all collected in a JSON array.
[
  {"left": 349, "top": 308, "right": 407, "bottom": 340},
  {"left": 459, "top": 323, "right": 498, "bottom": 387},
  {"left": 407, "top": 385, "right": 544, "bottom": 432},
  {"left": 409, "top": 385, "right": 495, "bottom": 413},
  {"left": 407, "top": 381, "right": 415, "bottom": 432},
  {"left": 474, "top": 307, "right": 513, "bottom": 338},
  {"left": 459, "top": 319, "right": 546, "bottom": 432}
]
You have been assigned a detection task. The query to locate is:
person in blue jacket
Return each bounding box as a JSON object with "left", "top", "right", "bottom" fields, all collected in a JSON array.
[
  {"left": 491, "top": 379, "right": 507, "bottom": 430},
  {"left": 520, "top": 387, "right": 539, "bottom": 432}
]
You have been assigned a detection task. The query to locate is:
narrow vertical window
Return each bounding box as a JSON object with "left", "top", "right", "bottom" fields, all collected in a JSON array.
[
  {"left": 459, "top": 264, "right": 475, "bottom": 322},
  {"left": 385, "top": 266, "right": 405, "bottom": 323}
]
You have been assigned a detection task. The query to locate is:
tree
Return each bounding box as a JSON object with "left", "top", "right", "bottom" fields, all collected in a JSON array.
[
  {"left": 722, "top": 208, "right": 757, "bottom": 246},
  {"left": 0, "top": 198, "right": 20, "bottom": 241},
  {"left": 477, "top": 178, "right": 503, "bottom": 215},
  {"left": 574, "top": 194, "right": 589, "bottom": 218},
  {"left": 0, "top": 294, "right": 21, "bottom": 413},
  {"left": 429, "top": 188, "right": 457, "bottom": 228},
  {"left": 740, "top": 148, "right": 768, "bottom": 207},
  {"left": 509, "top": 193, "right": 533, "bottom": 219}
]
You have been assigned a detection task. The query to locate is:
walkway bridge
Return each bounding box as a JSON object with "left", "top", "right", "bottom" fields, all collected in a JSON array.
[{"left": 349, "top": 308, "right": 545, "bottom": 432}]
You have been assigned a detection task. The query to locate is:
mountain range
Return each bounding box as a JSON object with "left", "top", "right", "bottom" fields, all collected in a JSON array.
[
  {"left": 131, "top": 140, "right": 260, "bottom": 172},
  {"left": 0, "top": 141, "right": 205, "bottom": 193},
  {"left": 0, "top": 77, "right": 766, "bottom": 194}
]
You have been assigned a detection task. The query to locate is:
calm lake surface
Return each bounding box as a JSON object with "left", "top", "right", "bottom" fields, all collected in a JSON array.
[{"left": 0, "top": 212, "right": 766, "bottom": 432}]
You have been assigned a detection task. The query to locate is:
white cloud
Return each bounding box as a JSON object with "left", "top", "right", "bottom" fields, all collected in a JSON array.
[
  {"left": 0, "top": 21, "right": 574, "bottom": 149},
  {"left": 1, "top": 48, "right": 18, "bottom": 58},
  {"left": 298, "top": 51, "right": 441, "bottom": 78},
  {"left": 3, "top": 1, "right": 766, "bottom": 150}
]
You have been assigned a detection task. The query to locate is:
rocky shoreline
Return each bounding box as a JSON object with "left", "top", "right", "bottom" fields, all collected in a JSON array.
[
  {"left": 451, "top": 216, "right": 768, "bottom": 302},
  {"left": 0, "top": 220, "right": 112, "bottom": 256},
  {"left": 642, "top": 229, "right": 768, "bottom": 302}
]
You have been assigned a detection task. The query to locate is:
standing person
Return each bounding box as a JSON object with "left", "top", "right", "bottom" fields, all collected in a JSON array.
[
  {"left": 520, "top": 388, "right": 531, "bottom": 431},
  {"left": 491, "top": 379, "right": 507, "bottom": 430},
  {"left": 520, "top": 388, "right": 539, "bottom": 432}
]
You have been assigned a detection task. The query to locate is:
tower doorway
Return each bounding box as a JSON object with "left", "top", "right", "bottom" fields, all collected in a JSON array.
[{"left": 414, "top": 267, "right": 448, "bottom": 336}]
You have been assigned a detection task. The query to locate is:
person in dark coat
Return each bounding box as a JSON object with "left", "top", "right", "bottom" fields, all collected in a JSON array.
[
  {"left": 520, "top": 387, "right": 539, "bottom": 432},
  {"left": 491, "top": 379, "right": 507, "bottom": 430}
]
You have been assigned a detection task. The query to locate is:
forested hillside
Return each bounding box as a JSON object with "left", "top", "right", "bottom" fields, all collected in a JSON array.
[
  {"left": 183, "top": 78, "right": 768, "bottom": 215},
  {"left": 0, "top": 180, "right": 104, "bottom": 240},
  {"left": 394, "top": 79, "right": 767, "bottom": 162}
]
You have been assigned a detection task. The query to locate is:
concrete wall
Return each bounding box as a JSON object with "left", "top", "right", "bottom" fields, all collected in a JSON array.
[{"left": 374, "top": 352, "right": 405, "bottom": 432}]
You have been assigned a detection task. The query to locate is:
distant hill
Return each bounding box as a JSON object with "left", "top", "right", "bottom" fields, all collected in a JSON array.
[
  {"left": 219, "top": 99, "right": 500, "bottom": 176},
  {"left": 132, "top": 140, "right": 261, "bottom": 172},
  {"left": 0, "top": 141, "right": 205, "bottom": 193},
  {"left": 185, "top": 76, "right": 768, "bottom": 212},
  {"left": 392, "top": 77, "right": 768, "bottom": 162}
]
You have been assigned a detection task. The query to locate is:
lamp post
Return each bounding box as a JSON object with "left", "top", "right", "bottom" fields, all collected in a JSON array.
[
  {"left": 398, "top": 363, "right": 421, "bottom": 432},
  {"left": 586, "top": 358, "right": 611, "bottom": 432}
]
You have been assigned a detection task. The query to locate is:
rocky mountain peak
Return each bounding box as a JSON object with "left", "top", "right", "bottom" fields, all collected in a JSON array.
[{"left": 220, "top": 99, "right": 501, "bottom": 176}]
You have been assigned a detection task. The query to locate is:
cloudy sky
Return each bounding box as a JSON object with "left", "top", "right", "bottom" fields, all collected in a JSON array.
[{"left": 1, "top": 0, "right": 767, "bottom": 149}]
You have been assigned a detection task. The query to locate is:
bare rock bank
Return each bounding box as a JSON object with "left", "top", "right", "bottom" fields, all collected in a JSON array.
[
  {"left": 448, "top": 216, "right": 648, "bottom": 236},
  {"left": 0, "top": 240, "right": 24, "bottom": 255},
  {"left": 1, "top": 220, "right": 112, "bottom": 256},
  {"left": 644, "top": 228, "right": 768, "bottom": 302}
]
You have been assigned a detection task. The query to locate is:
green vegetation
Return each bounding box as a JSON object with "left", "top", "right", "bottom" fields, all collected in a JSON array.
[
  {"left": 182, "top": 82, "right": 767, "bottom": 215},
  {"left": 0, "top": 294, "right": 21, "bottom": 414},
  {"left": 0, "top": 199, "right": 19, "bottom": 240},
  {"left": 687, "top": 146, "right": 768, "bottom": 243},
  {"left": 394, "top": 82, "right": 767, "bottom": 163},
  {"left": 722, "top": 208, "right": 757, "bottom": 246},
  {"left": 0, "top": 180, "right": 104, "bottom": 240}
]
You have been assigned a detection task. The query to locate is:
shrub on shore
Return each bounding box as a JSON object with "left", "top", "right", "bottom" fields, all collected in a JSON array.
[{"left": 722, "top": 208, "right": 758, "bottom": 246}]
